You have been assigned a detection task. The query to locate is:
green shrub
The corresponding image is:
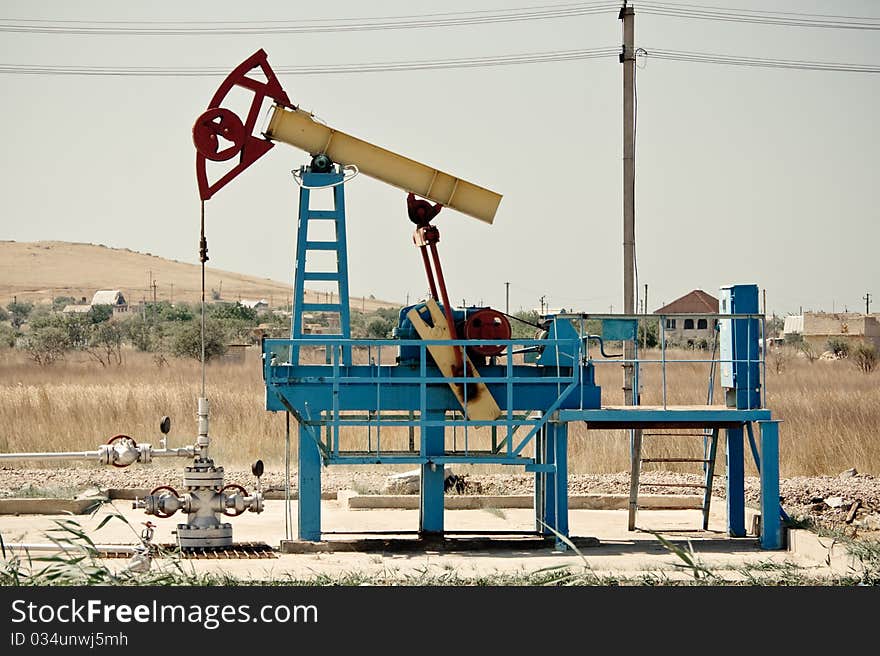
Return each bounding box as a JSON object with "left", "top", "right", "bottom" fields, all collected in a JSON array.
[
  {"left": 0, "top": 323, "right": 16, "bottom": 348},
  {"left": 826, "top": 337, "right": 851, "bottom": 359},
  {"left": 171, "top": 319, "right": 228, "bottom": 361},
  {"left": 852, "top": 342, "right": 878, "bottom": 374}
]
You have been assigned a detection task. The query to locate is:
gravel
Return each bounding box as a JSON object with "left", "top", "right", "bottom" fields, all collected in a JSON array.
[{"left": 2, "top": 465, "right": 878, "bottom": 534}]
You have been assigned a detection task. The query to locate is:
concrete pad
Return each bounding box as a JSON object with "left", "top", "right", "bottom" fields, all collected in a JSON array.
[
  {"left": 0, "top": 498, "right": 105, "bottom": 515},
  {"left": 787, "top": 529, "right": 866, "bottom": 575},
  {"left": 0, "top": 498, "right": 833, "bottom": 582},
  {"left": 338, "top": 491, "right": 704, "bottom": 511}
]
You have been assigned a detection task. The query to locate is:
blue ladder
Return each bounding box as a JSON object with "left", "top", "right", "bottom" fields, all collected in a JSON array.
[{"left": 291, "top": 167, "right": 351, "bottom": 365}]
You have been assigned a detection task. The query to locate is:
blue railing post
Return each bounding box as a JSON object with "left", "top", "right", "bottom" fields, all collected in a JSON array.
[
  {"left": 757, "top": 420, "right": 783, "bottom": 549},
  {"left": 726, "top": 425, "right": 746, "bottom": 537}
]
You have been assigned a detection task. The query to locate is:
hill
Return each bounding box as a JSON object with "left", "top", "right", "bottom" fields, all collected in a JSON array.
[{"left": 0, "top": 241, "right": 399, "bottom": 312}]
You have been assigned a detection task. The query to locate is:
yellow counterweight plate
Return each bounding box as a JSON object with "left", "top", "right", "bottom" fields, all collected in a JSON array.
[{"left": 406, "top": 299, "right": 502, "bottom": 422}]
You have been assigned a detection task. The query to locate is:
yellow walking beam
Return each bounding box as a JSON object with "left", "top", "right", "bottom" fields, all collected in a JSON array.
[{"left": 265, "top": 105, "right": 502, "bottom": 224}]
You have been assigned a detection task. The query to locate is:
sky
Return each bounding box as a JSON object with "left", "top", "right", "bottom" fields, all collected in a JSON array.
[{"left": 0, "top": 1, "right": 877, "bottom": 317}]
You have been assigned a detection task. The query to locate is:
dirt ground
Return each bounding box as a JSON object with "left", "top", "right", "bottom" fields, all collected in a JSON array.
[{"left": 2, "top": 465, "right": 878, "bottom": 537}]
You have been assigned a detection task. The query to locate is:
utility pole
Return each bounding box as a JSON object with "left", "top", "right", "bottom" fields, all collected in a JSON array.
[
  {"left": 151, "top": 278, "right": 157, "bottom": 304},
  {"left": 864, "top": 292, "right": 872, "bottom": 315},
  {"left": 539, "top": 295, "right": 546, "bottom": 314},
  {"left": 621, "top": 1, "right": 636, "bottom": 406},
  {"left": 643, "top": 283, "right": 648, "bottom": 349},
  {"left": 505, "top": 281, "right": 510, "bottom": 315},
  {"left": 621, "top": 1, "right": 641, "bottom": 532}
]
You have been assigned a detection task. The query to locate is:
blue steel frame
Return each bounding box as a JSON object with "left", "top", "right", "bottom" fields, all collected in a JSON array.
[
  {"left": 271, "top": 173, "right": 784, "bottom": 549},
  {"left": 265, "top": 327, "right": 783, "bottom": 549}
]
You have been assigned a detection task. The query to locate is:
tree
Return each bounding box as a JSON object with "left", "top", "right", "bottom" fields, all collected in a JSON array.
[
  {"left": 209, "top": 302, "right": 257, "bottom": 323},
  {"left": 87, "top": 304, "right": 113, "bottom": 324},
  {"left": 798, "top": 341, "right": 818, "bottom": 363},
  {"left": 123, "top": 315, "right": 164, "bottom": 352},
  {"left": 0, "top": 323, "right": 16, "bottom": 348},
  {"left": 784, "top": 331, "right": 804, "bottom": 346},
  {"left": 85, "top": 321, "right": 124, "bottom": 366},
  {"left": 7, "top": 301, "right": 33, "bottom": 329},
  {"left": 852, "top": 342, "right": 878, "bottom": 374},
  {"left": 171, "top": 319, "right": 228, "bottom": 361},
  {"left": 366, "top": 316, "right": 394, "bottom": 338},
  {"left": 25, "top": 325, "right": 70, "bottom": 365},
  {"left": 51, "top": 296, "right": 77, "bottom": 311},
  {"left": 766, "top": 314, "right": 785, "bottom": 338},
  {"left": 144, "top": 301, "right": 193, "bottom": 322},
  {"left": 826, "top": 337, "right": 850, "bottom": 359},
  {"left": 638, "top": 320, "right": 659, "bottom": 348},
  {"left": 510, "top": 310, "right": 542, "bottom": 339}
]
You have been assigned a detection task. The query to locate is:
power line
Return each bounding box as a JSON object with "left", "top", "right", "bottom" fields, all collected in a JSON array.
[
  {"left": 0, "top": 3, "right": 619, "bottom": 35},
  {"left": 0, "top": 48, "right": 620, "bottom": 76},
  {"left": 646, "top": 48, "right": 880, "bottom": 73},
  {"left": 3, "top": 46, "right": 877, "bottom": 77},
  {"left": 640, "top": 2, "right": 880, "bottom": 30}
]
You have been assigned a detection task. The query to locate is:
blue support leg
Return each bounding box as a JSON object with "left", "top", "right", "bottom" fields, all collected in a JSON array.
[
  {"left": 551, "top": 421, "right": 569, "bottom": 547},
  {"left": 419, "top": 411, "right": 445, "bottom": 536},
  {"left": 726, "top": 425, "right": 746, "bottom": 537},
  {"left": 298, "top": 425, "right": 322, "bottom": 541},
  {"left": 758, "top": 420, "right": 783, "bottom": 550},
  {"left": 537, "top": 422, "right": 568, "bottom": 546},
  {"left": 536, "top": 425, "right": 554, "bottom": 533}
]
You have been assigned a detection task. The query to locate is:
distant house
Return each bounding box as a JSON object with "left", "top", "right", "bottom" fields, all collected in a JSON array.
[
  {"left": 90, "top": 290, "right": 129, "bottom": 315},
  {"left": 62, "top": 304, "right": 91, "bottom": 315},
  {"left": 653, "top": 289, "right": 719, "bottom": 347},
  {"left": 240, "top": 299, "right": 269, "bottom": 311},
  {"left": 783, "top": 312, "right": 880, "bottom": 351}
]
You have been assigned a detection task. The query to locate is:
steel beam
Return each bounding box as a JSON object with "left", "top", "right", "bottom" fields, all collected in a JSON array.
[
  {"left": 758, "top": 420, "right": 783, "bottom": 549},
  {"left": 419, "top": 410, "right": 445, "bottom": 536},
  {"left": 298, "top": 424, "right": 323, "bottom": 541},
  {"left": 725, "top": 425, "right": 746, "bottom": 537}
]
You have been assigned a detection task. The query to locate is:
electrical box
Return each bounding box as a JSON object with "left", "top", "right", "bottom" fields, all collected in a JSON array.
[{"left": 719, "top": 284, "right": 761, "bottom": 409}]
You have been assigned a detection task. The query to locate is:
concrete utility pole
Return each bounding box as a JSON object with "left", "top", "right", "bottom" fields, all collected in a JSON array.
[
  {"left": 621, "top": 1, "right": 636, "bottom": 406},
  {"left": 621, "top": 2, "right": 642, "bottom": 532},
  {"left": 864, "top": 292, "right": 872, "bottom": 315},
  {"left": 505, "top": 281, "right": 510, "bottom": 315},
  {"left": 539, "top": 295, "right": 547, "bottom": 314}
]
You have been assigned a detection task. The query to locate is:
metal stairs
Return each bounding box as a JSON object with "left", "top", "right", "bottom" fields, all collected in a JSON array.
[
  {"left": 628, "top": 428, "right": 720, "bottom": 530},
  {"left": 627, "top": 323, "right": 722, "bottom": 531}
]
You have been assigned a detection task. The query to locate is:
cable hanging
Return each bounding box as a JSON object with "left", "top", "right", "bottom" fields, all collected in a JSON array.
[
  {"left": 0, "top": 3, "right": 619, "bottom": 35},
  {"left": 0, "top": 48, "right": 620, "bottom": 76},
  {"left": 639, "top": 2, "right": 880, "bottom": 30}
]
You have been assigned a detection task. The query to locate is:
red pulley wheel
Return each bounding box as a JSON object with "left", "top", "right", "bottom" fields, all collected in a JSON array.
[{"left": 463, "top": 308, "right": 511, "bottom": 357}]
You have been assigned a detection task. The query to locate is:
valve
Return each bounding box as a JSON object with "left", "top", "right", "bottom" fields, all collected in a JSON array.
[
  {"left": 136, "top": 485, "right": 184, "bottom": 518},
  {"left": 99, "top": 434, "right": 148, "bottom": 468}
]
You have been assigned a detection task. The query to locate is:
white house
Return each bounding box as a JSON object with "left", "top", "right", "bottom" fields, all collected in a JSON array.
[{"left": 90, "top": 290, "right": 129, "bottom": 315}]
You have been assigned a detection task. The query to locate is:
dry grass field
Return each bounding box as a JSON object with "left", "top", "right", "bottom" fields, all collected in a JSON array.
[
  {"left": 0, "top": 240, "right": 397, "bottom": 312},
  {"left": 0, "top": 345, "right": 877, "bottom": 477},
  {"left": 0, "top": 340, "right": 880, "bottom": 477}
]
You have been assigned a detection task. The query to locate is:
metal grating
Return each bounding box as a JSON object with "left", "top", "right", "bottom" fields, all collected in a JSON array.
[{"left": 99, "top": 542, "right": 277, "bottom": 560}]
